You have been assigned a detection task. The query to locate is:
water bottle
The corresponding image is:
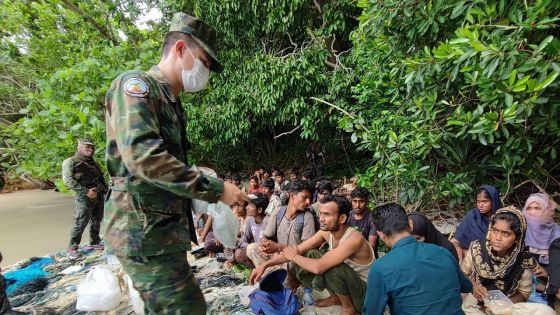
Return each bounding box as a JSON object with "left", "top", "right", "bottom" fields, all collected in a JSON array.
[{"left": 301, "top": 288, "right": 316, "bottom": 315}]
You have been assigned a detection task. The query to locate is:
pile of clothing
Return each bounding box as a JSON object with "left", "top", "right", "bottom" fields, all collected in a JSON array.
[{"left": 3, "top": 247, "right": 255, "bottom": 314}]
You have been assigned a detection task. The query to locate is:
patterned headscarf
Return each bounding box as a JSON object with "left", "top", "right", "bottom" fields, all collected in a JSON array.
[
  {"left": 470, "top": 206, "right": 537, "bottom": 296},
  {"left": 522, "top": 193, "right": 560, "bottom": 259}
]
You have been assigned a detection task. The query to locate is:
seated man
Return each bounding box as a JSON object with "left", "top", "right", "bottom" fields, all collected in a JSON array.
[
  {"left": 224, "top": 201, "right": 248, "bottom": 267},
  {"left": 199, "top": 214, "right": 223, "bottom": 257},
  {"left": 247, "top": 180, "right": 316, "bottom": 287},
  {"left": 363, "top": 203, "right": 472, "bottom": 315},
  {"left": 310, "top": 180, "right": 334, "bottom": 217},
  {"left": 250, "top": 195, "right": 374, "bottom": 315},
  {"left": 261, "top": 178, "right": 282, "bottom": 216},
  {"left": 347, "top": 187, "right": 379, "bottom": 257},
  {"left": 236, "top": 193, "right": 270, "bottom": 267}
]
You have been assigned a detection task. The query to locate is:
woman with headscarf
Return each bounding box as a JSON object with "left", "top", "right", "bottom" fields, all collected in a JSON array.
[
  {"left": 522, "top": 193, "right": 560, "bottom": 308},
  {"left": 409, "top": 212, "right": 459, "bottom": 261},
  {"left": 451, "top": 185, "right": 502, "bottom": 260},
  {"left": 460, "top": 207, "right": 555, "bottom": 315}
]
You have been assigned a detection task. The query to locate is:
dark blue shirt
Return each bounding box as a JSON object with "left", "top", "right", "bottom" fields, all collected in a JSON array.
[{"left": 363, "top": 236, "right": 472, "bottom": 315}]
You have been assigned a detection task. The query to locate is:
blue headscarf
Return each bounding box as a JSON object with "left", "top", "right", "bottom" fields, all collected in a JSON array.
[{"left": 454, "top": 185, "right": 501, "bottom": 249}]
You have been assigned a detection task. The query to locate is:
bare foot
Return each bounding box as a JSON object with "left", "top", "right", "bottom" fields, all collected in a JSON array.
[{"left": 315, "top": 294, "right": 341, "bottom": 307}]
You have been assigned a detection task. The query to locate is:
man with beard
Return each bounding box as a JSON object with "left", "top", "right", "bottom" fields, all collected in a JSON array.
[
  {"left": 62, "top": 139, "right": 107, "bottom": 258},
  {"left": 250, "top": 195, "right": 374, "bottom": 315}
]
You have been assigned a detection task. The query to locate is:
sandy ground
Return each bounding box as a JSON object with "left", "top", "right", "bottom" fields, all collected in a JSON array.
[{"left": 0, "top": 189, "right": 89, "bottom": 267}]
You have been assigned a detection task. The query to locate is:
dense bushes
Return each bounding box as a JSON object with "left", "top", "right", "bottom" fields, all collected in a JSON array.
[{"left": 1, "top": 0, "right": 558, "bottom": 209}]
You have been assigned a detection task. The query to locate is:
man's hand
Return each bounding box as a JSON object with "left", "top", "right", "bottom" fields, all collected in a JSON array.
[
  {"left": 260, "top": 239, "right": 281, "bottom": 254},
  {"left": 86, "top": 188, "right": 98, "bottom": 199},
  {"left": 220, "top": 182, "right": 249, "bottom": 206},
  {"left": 473, "top": 283, "right": 488, "bottom": 301},
  {"left": 249, "top": 265, "right": 267, "bottom": 285},
  {"left": 282, "top": 246, "right": 298, "bottom": 261}
]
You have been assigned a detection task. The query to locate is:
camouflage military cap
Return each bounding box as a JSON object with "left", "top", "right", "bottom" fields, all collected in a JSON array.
[
  {"left": 78, "top": 139, "right": 94, "bottom": 146},
  {"left": 169, "top": 12, "right": 223, "bottom": 73}
]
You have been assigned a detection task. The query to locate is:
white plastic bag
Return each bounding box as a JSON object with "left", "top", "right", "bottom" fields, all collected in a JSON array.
[
  {"left": 125, "top": 274, "right": 145, "bottom": 315},
  {"left": 191, "top": 165, "right": 216, "bottom": 215},
  {"left": 191, "top": 198, "right": 210, "bottom": 215},
  {"left": 207, "top": 201, "right": 239, "bottom": 248},
  {"left": 76, "top": 266, "right": 121, "bottom": 311}
]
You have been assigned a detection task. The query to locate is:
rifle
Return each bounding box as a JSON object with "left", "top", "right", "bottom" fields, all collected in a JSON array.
[{"left": 92, "top": 177, "right": 108, "bottom": 194}]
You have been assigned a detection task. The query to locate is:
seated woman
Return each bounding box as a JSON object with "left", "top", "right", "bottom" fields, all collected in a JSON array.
[
  {"left": 409, "top": 212, "right": 459, "bottom": 261},
  {"left": 522, "top": 193, "right": 560, "bottom": 307},
  {"left": 451, "top": 185, "right": 501, "bottom": 260},
  {"left": 461, "top": 207, "right": 555, "bottom": 315}
]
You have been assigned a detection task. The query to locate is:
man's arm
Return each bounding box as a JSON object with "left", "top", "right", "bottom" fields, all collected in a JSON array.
[
  {"left": 363, "top": 269, "right": 388, "bottom": 315},
  {"left": 287, "top": 231, "right": 362, "bottom": 275},
  {"left": 249, "top": 252, "right": 289, "bottom": 284},
  {"left": 368, "top": 235, "right": 378, "bottom": 250},
  {"left": 61, "top": 159, "right": 88, "bottom": 195},
  {"left": 107, "top": 74, "right": 223, "bottom": 202}
]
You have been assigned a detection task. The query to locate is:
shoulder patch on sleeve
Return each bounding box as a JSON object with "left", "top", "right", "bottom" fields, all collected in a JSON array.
[{"left": 123, "top": 77, "right": 149, "bottom": 97}]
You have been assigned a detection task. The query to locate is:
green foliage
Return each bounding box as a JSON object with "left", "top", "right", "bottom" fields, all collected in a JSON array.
[
  {"left": 343, "top": 0, "right": 559, "bottom": 208},
  {"left": 1, "top": 0, "right": 558, "bottom": 212}
]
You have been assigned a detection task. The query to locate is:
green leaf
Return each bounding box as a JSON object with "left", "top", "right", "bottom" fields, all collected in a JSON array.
[
  {"left": 451, "top": 1, "right": 466, "bottom": 19},
  {"left": 449, "top": 38, "right": 469, "bottom": 45},
  {"left": 508, "top": 70, "right": 517, "bottom": 86},
  {"left": 447, "top": 120, "right": 464, "bottom": 126},
  {"left": 505, "top": 93, "right": 513, "bottom": 107},
  {"left": 536, "top": 35, "right": 553, "bottom": 53},
  {"left": 532, "top": 72, "right": 559, "bottom": 91}
]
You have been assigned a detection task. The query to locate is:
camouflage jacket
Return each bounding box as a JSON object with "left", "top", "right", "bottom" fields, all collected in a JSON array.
[
  {"left": 62, "top": 155, "right": 105, "bottom": 200},
  {"left": 103, "top": 66, "right": 223, "bottom": 257}
]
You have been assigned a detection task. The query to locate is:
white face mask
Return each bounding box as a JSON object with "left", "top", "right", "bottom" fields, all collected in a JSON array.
[{"left": 178, "top": 46, "right": 210, "bottom": 92}]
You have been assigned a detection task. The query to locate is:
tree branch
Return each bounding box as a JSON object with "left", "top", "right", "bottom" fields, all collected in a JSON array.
[{"left": 60, "top": 0, "right": 118, "bottom": 45}]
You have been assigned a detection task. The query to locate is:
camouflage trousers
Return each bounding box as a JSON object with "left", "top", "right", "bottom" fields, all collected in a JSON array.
[
  {"left": 118, "top": 252, "right": 206, "bottom": 315},
  {"left": 0, "top": 274, "right": 11, "bottom": 315},
  {"left": 68, "top": 196, "right": 103, "bottom": 249}
]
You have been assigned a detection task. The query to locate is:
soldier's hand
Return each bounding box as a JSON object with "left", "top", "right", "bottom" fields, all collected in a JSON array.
[
  {"left": 219, "top": 182, "right": 249, "bottom": 206},
  {"left": 86, "top": 188, "right": 98, "bottom": 199}
]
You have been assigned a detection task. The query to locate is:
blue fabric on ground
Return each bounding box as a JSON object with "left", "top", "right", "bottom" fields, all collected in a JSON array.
[{"left": 4, "top": 257, "right": 53, "bottom": 296}]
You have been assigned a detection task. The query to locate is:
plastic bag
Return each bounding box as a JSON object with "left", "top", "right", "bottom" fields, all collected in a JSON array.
[
  {"left": 207, "top": 201, "right": 239, "bottom": 248},
  {"left": 192, "top": 198, "right": 210, "bottom": 215},
  {"left": 191, "top": 165, "right": 216, "bottom": 215},
  {"left": 125, "top": 274, "right": 145, "bottom": 315},
  {"left": 76, "top": 266, "right": 121, "bottom": 311}
]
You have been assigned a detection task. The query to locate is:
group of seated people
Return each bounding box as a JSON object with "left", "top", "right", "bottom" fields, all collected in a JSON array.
[{"left": 197, "top": 171, "right": 559, "bottom": 315}]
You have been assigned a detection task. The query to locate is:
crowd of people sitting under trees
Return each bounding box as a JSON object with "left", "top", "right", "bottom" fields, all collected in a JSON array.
[{"left": 195, "top": 167, "right": 559, "bottom": 315}]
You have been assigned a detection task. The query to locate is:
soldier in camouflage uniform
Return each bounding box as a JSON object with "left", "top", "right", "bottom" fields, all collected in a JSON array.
[
  {"left": 0, "top": 251, "right": 25, "bottom": 315},
  {"left": 103, "top": 12, "right": 247, "bottom": 315},
  {"left": 62, "top": 139, "right": 107, "bottom": 258}
]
